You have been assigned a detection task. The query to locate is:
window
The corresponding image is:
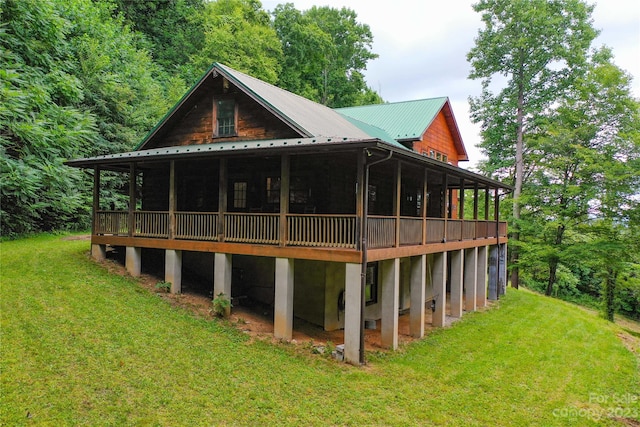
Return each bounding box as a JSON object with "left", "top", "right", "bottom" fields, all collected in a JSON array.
[
  {"left": 215, "top": 99, "right": 236, "bottom": 137},
  {"left": 365, "top": 263, "right": 378, "bottom": 305},
  {"left": 233, "top": 181, "right": 247, "bottom": 209}
]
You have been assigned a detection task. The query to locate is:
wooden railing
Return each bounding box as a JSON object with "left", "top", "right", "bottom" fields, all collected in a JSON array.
[
  {"left": 224, "top": 213, "right": 279, "bottom": 244},
  {"left": 95, "top": 211, "right": 128, "bottom": 235},
  {"left": 368, "top": 216, "right": 395, "bottom": 249},
  {"left": 176, "top": 212, "right": 218, "bottom": 241},
  {"left": 287, "top": 214, "right": 356, "bottom": 248},
  {"left": 399, "top": 217, "right": 422, "bottom": 246},
  {"left": 134, "top": 211, "right": 169, "bottom": 238},
  {"left": 94, "top": 210, "right": 507, "bottom": 249},
  {"left": 426, "top": 218, "right": 445, "bottom": 243}
]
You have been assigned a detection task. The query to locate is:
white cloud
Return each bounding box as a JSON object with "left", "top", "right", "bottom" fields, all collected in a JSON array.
[{"left": 262, "top": 0, "right": 640, "bottom": 170}]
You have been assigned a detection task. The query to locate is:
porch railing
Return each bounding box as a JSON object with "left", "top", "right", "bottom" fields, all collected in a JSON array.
[
  {"left": 95, "top": 211, "right": 129, "bottom": 235},
  {"left": 134, "top": 211, "right": 169, "bottom": 238},
  {"left": 287, "top": 214, "right": 357, "bottom": 248},
  {"left": 176, "top": 212, "right": 218, "bottom": 241},
  {"left": 94, "top": 210, "right": 507, "bottom": 249},
  {"left": 224, "top": 213, "right": 279, "bottom": 244}
]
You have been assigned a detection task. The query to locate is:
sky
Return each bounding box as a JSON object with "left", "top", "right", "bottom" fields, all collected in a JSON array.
[{"left": 261, "top": 0, "right": 640, "bottom": 170}]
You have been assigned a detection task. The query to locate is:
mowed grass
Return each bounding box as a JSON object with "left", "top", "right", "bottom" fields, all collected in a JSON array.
[{"left": 1, "top": 234, "right": 639, "bottom": 426}]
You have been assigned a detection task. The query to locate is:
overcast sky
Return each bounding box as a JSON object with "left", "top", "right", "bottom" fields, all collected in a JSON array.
[{"left": 261, "top": 0, "right": 640, "bottom": 170}]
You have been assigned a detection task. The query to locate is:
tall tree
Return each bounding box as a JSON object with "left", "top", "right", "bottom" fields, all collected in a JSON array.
[
  {"left": 467, "top": 0, "right": 598, "bottom": 288},
  {"left": 272, "top": 4, "right": 381, "bottom": 107},
  {"left": 187, "top": 0, "right": 283, "bottom": 84}
]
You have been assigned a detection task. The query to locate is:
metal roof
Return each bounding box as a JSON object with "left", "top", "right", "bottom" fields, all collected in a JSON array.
[{"left": 336, "top": 98, "right": 448, "bottom": 140}]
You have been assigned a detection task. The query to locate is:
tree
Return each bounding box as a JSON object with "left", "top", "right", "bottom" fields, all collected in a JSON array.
[
  {"left": 272, "top": 4, "right": 381, "bottom": 107},
  {"left": 187, "top": 0, "right": 283, "bottom": 84},
  {"left": 467, "top": 0, "right": 599, "bottom": 288}
]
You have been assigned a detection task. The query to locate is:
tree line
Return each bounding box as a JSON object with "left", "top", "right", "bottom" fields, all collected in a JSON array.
[{"left": 1, "top": 0, "right": 638, "bottom": 319}]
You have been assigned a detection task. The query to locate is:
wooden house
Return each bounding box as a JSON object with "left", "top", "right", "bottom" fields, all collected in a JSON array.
[{"left": 66, "top": 63, "right": 510, "bottom": 364}]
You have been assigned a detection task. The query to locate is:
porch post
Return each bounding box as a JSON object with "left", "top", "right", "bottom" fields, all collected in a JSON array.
[
  {"left": 381, "top": 258, "right": 399, "bottom": 349},
  {"left": 279, "top": 155, "right": 290, "bottom": 247},
  {"left": 476, "top": 245, "right": 488, "bottom": 307},
  {"left": 344, "top": 262, "right": 362, "bottom": 364},
  {"left": 168, "top": 161, "right": 176, "bottom": 239},
  {"left": 393, "top": 161, "right": 401, "bottom": 247},
  {"left": 432, "top": 251, "right": 447, "bottom": 327},
  {"left": 459, "top": 178, "right": 465, "bottom": 219},
  {"left": 473, "top": 183, "right": 479, "bottom": 222},
  {"left": 214, "top": 253, "right": 232, "bottom": 297},
  {"left": 410, "top": 255, "right": 426, "bottom": 338},
  {"left": 128, "top": 163, "right": 136, "bottom": 237},
  {"left": 166, "top": 249, "right": 182, "bottom": 294},
  {"left": 464, "top": 247, "right": 478, "bottom": 312},
  {"left": 422, "top": 169, "right": 428, "bottom": 245},
  {"left": 488, "top": 245, "right": 499, "bottom": 300},
  {"left": 274, "top": 257, "right": 294, "bottom": 341},
  {"left": 91, "top": 166, "right": 106, "bottom": 261},
  {"left": 450, "top": 249, "right": 464, "bottom": 318},
  {"left": 126, "top": 247, "right": 141, "bottom": 277},
  {"left": 218, "top": 158, "right": 227, "bottom": 242},
  {"left": 484, "top": 187, "right": 490, "bottom": 221}
]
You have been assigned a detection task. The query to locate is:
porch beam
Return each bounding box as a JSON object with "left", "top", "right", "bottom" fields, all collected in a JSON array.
[
  {"left": 344, "top": 262, "right": 362, "bottom": 364},
  {"left": 477, "top": 245, "right": 488, "bottom": 307},
  {"left": 165, "top": 249, "right": 182, "bottom": 294},
  {"left": 274, "top": 257, "right": 294, "bottom": 341},
  {"left": 410, "top": 255, "right": 426, "bottom": 338},
  {"left": 464, "top": 247, "right": 478, "bottom": 312},
  {"left": 450, "top": 249, "right": 464, "bottom": 318},
  {"left": 381, "top": 258, "right": 400, "bottom": 349},
  {"left": 432, "top": 251, "right": 447, "bottom": 327}
]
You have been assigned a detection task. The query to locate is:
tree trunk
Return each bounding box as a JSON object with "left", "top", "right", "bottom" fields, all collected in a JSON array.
[
  {"left": 603, "top": 267, "right": 616, "bottom": 322},
  {"left": 546, "top": 258, "right": 558, "bottom": 296},
  {"left": 510, "top": 68, "right": 525, "bottom": 289}
]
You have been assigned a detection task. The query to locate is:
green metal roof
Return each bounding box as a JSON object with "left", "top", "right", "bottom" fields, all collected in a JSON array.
[{"left": 336, "top": 97, "right": 448, "bottom": 141}]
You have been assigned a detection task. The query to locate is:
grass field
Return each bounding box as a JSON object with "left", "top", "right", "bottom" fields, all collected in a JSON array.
[{"left": 1, "top": 233, "right": 639, "bottom": 426}]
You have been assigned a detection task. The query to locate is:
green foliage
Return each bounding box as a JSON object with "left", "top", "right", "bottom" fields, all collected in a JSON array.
[
  {"left": 154, "top": 281, "right": 171, "bottom": 293},
  {"left": 212, "top": 292, "right": 232, "bottom": 318},
  {"left": 187, "top": 0, "right": 283, "bottom": 84},
  {"left": 273, "top": 4, "right": 381, "bottom": 107}
]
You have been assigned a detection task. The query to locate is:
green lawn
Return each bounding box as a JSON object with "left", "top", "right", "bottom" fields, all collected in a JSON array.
[{"left": 2, "top": 234, "right": 639, "bottom": 426}]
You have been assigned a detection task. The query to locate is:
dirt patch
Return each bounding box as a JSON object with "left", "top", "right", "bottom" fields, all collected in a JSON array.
[{"left": 61, "top": 234, "right": 91, "bottom": 241}]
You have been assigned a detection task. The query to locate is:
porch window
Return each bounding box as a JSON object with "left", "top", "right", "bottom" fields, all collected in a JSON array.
[
  {"left": 214, "top": 99, "right": 236, "bottom": 137},
  {"left": 365, "top": 263, "right": 378, "bottom": 305},
  {"left": 233, "top": 181, "right": 247, "bottom": 209}
]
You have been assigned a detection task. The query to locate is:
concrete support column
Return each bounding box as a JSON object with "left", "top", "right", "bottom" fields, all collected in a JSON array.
[
  {"left": 464, "top": 248, "right": 478, "bottom": 312},
  {"left": 432, "top": 252, "right": 447, "bottom": 327},
  {"left": 126, "top": 246, "right": 141, "bottom": 277},
  {"left": 488, "top": 245, "right": 499, "bottom": 300},
  {"left": 344, "top": 263, "right": 362, "bottom": 365},
  {"left": 274, "top": 258, "right": 294, "bottom": 341},
  {"left": 410, "top": 255, "right": 426, "bottom": 338},
  {"left": 381, "top": 258, "right": 400, "bottom": 349},
  {"left": 450, "top": 250, "right": 464, "bottom": 318},
  {"left": 214, "top": 253, "right": 232, "bottom": 298},
  {"left": 476, "top": 246, "right": 488, "bottom": 307},
  {"left": 165, "top": 249, "right": 182, "bottom": 294},
  {"left": 91, "top": 244, "right": 106, "bottom": 262},
  {"left": 499, "top": 243, "right": 507, "bottom": 295}
]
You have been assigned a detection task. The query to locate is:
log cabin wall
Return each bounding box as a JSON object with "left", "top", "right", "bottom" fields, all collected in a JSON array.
[{"left": 154, "top": 79, "right": 299, "bottom": 149}]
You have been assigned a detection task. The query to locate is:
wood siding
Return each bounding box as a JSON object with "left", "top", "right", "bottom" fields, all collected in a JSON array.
[{"left": 413, "top": 111, "right": 459, "bottom": 167}]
